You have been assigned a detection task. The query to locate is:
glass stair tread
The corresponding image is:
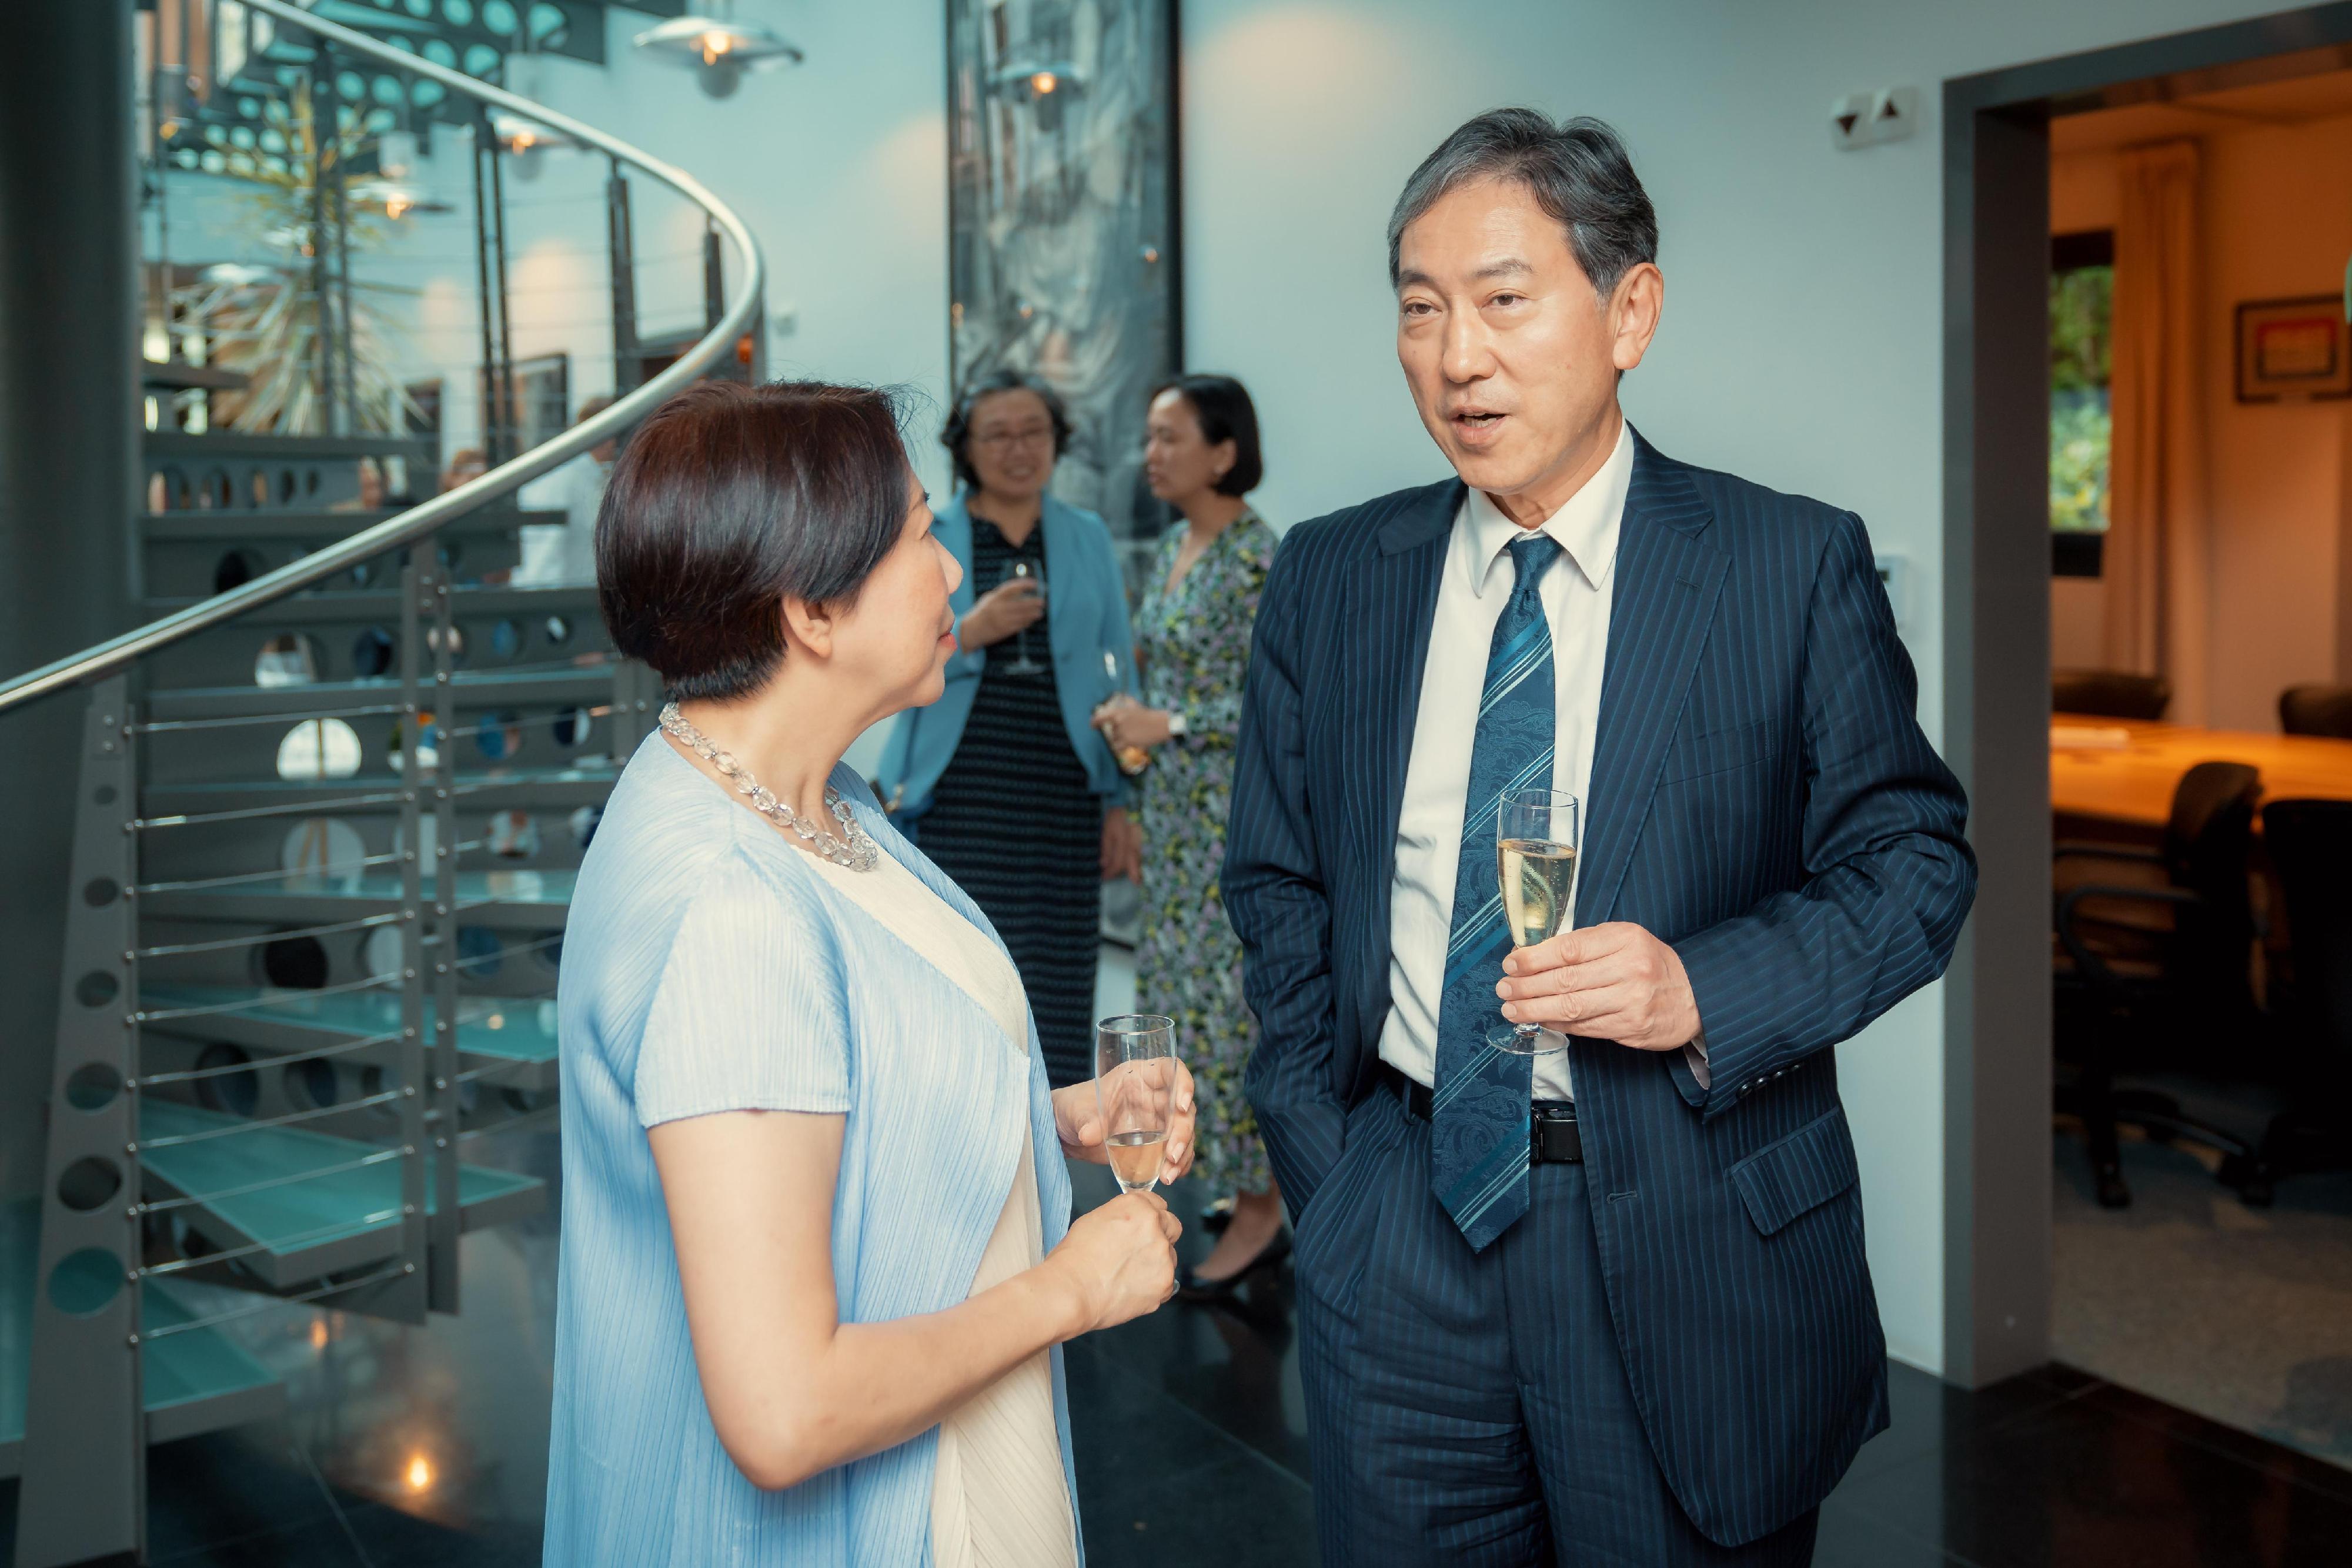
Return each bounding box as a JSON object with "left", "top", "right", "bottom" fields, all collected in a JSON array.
[
  {"left": 142, "top": 985, "right": 561, "bottom": 1069},
  {"left": 136, "top": 1101, "right": 544, "bottom": 1289},
  {"left": 0, "top": 1198, "right": 286, "bottom": 1480},
  {"left": 138, "top": 867, "right": 577, "bottom": 928},
  {"left": 144, "top": 667, "right": 612, "bottom": 720}
]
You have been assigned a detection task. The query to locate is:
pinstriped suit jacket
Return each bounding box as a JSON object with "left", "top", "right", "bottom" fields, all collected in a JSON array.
[{"left": 1225, "top": 430, "right": 1976, "bottom": 1546}]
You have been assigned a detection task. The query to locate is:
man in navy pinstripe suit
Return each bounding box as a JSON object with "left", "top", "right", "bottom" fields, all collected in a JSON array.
[{"left": 1225, "top": 110, "right": 1976, "bottom": 1566}]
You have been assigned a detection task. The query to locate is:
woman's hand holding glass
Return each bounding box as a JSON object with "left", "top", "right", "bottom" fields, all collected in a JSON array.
[
  {"left": 1044, "top": 1188, "right": 1182, "bottom": 1333},
  {"left": 1051, "top": 1061, "right": 1195, "bottom": 1185},
  {"left": 957, "top": 575, "right": 1046, "bottom": 650},
  {"left": 1090, "top": 699, "right": 1175, "bottom": 754}
]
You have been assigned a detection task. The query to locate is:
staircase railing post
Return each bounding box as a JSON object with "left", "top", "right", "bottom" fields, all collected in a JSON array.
[
  {"left": 17, "top": 677, "right": 144, "bottom": 1567},
  {"left": 423, "top": 549, "right": 463, "bottom": 1312},
  {"left": 390, "top": 553, "right": 433, "bottom": 1320}
]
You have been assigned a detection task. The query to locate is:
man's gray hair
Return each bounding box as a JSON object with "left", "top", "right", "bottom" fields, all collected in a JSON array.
[{"left": 1388, "top": 109, "right": 1658, "bottom": 298}]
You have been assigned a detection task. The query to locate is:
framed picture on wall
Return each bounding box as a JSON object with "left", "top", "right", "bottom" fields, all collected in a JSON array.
[{"left": 2234, "top": 296, "right": 2351, "bottom": 402}]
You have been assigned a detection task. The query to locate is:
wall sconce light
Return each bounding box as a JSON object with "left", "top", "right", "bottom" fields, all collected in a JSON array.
[
  {"left": 350, "top": 177, "right": 452, "bottom": 219},
  {"left": 988, "top": 59, "right": 1085, "bottom": 105}
]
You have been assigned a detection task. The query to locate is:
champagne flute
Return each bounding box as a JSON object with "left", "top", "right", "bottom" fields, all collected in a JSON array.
[
  {"left": 1101, "top": 650, "right": 1150, "bottom": 777},
  {"left": 1006, "top": 557, "right": 1047, "bottom": 676},
  {"left": 1094, "top": 1014, "right": 1176, "bottom": 1192},
  {"left": 1495, "top": 788, "right": 1580, "bottom": 1053}
]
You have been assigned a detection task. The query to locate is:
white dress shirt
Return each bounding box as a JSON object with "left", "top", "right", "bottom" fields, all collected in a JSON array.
[{"left": 1378, "top": 420, "right": 1705, "bottom": 1102}]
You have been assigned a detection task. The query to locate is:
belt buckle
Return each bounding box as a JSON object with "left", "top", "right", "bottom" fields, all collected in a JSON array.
[{"left": 1530, "top": 1105, "right": 1582, "bottom": 1164}]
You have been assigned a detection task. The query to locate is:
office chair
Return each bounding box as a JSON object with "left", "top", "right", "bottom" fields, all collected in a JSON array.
[
  {"left": 2053, "top": 668, "right": 2173, "bottom": 721},
  {"left": 2234, "top": 800, "right": 2352, "bottom": 1205},
  {"left": 2278, "top": 684, "right": 2352, "bottom": 740},
  {"left": 2054, "top": 761, "right": 2261, "bottom": 1208}
]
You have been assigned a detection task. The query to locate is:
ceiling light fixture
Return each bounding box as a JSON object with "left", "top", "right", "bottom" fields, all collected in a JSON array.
[{"left": 633, "top": 1, "right": 804, "bottom": 99}]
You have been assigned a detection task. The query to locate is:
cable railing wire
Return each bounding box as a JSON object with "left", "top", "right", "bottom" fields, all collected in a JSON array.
[
  {"left": 132, "top": 790, "right": 410, "bottom": 831},
  {"left": 133, "top": 1084, "right": 408, "bottom": 1152},
  {"left": 136, "top": 1024, "right": 409, "bottom": 1085},
  {"left": 132, "top": 701, "right": 407, "bottom": 735},
  {"left": 134, "top": 853, "right": 405, "bottom": 897},
  {"left": 135, "top": 910, "right": 403, "bottom": 960},
  {"left": 133, "top": 974, "right": 402, "bottom": 1025}
]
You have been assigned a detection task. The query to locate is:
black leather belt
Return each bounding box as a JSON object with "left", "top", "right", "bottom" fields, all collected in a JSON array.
[{"left": 1381, "top": 1064, "right": 1583, "bottom": 1164}]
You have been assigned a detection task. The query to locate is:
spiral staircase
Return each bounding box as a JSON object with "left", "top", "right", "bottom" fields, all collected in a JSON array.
[{"left": 1, "top": 4, "right": 760, "bottom": 1562}]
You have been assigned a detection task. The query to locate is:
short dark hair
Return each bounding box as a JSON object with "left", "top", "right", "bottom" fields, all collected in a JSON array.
[
  {"left": 1388, "top": 109, "right": 1658, "bottom": 300},
  {"left": 597, "top": 380, "right": 910, "bottom": 702},
  {"left": 1151, "top": 374, "right": 1263, "bottom": 497},
  {"left": 940, "top": 369, "right": 1072, "bottom": 492}
]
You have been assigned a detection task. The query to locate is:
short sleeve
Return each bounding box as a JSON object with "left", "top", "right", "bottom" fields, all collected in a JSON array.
[{"left": 632, "top": 849, "right": 851, "bottom": 1128}]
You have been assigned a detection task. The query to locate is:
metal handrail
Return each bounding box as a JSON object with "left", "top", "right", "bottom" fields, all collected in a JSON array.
[{"left": 0, "top": 0, "right": 765, "bottom": 716}]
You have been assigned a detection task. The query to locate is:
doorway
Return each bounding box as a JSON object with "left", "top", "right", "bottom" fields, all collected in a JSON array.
[{"left": 1946, "top": 3, "right": 2352, "bottom": 1464}]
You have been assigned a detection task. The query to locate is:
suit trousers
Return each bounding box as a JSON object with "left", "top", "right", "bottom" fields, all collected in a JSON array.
[{"left": 1294, "top": 1083, "right": 1819, "bottom": 1567}]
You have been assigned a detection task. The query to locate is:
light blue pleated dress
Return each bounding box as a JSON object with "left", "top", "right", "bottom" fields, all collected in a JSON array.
[{"left": 543, "top": 731, "right": 1083, "bottom": 1567}]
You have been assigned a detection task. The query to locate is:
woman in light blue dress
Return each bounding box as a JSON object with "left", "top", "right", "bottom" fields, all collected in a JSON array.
[{"left": 544, "top": 380, "right": 1196, "bottom": 1566}]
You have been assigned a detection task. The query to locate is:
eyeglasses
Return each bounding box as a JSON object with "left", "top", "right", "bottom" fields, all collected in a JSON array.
[{"left": 973, "top": 426, "right": 1055, "bottom": 452}]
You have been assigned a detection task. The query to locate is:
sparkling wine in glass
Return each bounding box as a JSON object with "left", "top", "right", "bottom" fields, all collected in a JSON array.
[
  {"left": 1006, "top": 558, "right": 1047, "bottom": 676},
  {"left": 1095, "top": 1013, "right": 1176, "bottom": 1193},
  {"left": 1495, "top": 788, "right": 1580, "bottom": 1052},
  {"left": 1101, "top": 650, "right": 1150, "bottom": 777}
]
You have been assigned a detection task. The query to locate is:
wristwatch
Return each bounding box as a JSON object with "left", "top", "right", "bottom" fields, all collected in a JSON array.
[{"left": 1166, "top": 711, "right": 1189, "bottom": 740}]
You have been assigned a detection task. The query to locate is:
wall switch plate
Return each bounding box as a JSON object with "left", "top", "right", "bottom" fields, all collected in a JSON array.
[
  {"left": 1869, "top": 86, "right": 1920, "bottom": 145},
  {"left": 1830, "top": 91, "right": 1874, "bottom": 151},
  {"left": 1833, "top": 86, "right": 1920, "bottom": 150}
]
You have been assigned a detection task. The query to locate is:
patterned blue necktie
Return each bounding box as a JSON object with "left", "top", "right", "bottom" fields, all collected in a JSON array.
[{"left": 1430, "top": 531, "right": 1562, "bottom": 1251}]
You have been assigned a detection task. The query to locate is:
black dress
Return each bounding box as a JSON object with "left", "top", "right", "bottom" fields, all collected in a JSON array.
[{"left": 920, "top": 514, "right": 1102, "bottom": 1086}]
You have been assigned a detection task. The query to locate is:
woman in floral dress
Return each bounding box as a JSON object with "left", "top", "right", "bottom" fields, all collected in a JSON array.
[{"left": 1094, "top": 375, "right": 1285, "bottom": 1296}]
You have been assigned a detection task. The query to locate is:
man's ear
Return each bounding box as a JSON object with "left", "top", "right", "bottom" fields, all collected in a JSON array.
[
  {"left": 781, "top": 596, "right": 834, "bottom": 660},
  {"left": 1609, "top": 261, "right": 1665, "bottom": 374}
]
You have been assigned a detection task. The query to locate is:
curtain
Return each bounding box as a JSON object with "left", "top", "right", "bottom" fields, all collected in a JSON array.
[{"left": 2103, "top": 141, "right": 2209, "bottom": 724}]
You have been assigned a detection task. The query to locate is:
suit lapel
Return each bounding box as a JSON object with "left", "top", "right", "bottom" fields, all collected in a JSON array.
[
  {"left": 1347, "top": 482, "right": 1461, "bottom": 988},
  {"left": 1579, "top": 434, "right": 1728, "bottom": 924}
]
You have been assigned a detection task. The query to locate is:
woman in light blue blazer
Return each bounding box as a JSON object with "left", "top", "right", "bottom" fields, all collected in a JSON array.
[
  {"left": 876, "top": 370, "right": 1140, "bottom": 1086},
  {"left": 546, "top": 380, "right": 1194, "bottom": 1567}
]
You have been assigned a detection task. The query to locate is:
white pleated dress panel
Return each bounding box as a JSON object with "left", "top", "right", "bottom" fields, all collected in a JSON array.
[{"left": 798, "top": 849, "right": 1077, "bottom": 1568}]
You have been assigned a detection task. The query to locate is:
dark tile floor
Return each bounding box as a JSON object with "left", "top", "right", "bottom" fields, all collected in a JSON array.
[{"left": 6, "top": 1144, "right": 2350, "bottom": 1566}]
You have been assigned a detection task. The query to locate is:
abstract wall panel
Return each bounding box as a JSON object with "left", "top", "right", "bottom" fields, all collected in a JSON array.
[{"left": 947, "top": 0, "right": 1181, "bottom": 576}]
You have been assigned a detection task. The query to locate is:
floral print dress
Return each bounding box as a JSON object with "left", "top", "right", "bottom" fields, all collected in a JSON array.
[{"left": 1133, "top": 511, "right": 1279, "bottom": 1203}]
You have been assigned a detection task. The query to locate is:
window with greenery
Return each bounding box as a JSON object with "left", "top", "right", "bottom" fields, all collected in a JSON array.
[{"left": 2051, "top": 230, "right": 2113, "bottom": 575}]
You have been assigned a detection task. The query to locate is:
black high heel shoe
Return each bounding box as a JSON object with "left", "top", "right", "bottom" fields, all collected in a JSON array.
[{"left": 1176, "top": 1226, "right": 1292, "bottom": 1302}]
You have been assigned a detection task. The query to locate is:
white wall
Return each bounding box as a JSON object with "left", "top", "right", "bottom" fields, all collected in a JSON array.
[{"left": 1177, "top": 0, "right": 2301, "bottom": 1375}]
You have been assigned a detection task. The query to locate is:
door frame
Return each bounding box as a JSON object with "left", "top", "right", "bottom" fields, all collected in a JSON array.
[{"left": 1940, "top": 2, "right": 2352, "bottom": 1387}]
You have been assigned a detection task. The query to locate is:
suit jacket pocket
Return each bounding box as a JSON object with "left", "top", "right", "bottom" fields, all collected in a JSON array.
[
  {"left": 1728, "top": 1106, "right": 1860, "bottom": 1236},
  {"left": 1660, "top": 718, "right": 1770, "bottom": 785}
]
